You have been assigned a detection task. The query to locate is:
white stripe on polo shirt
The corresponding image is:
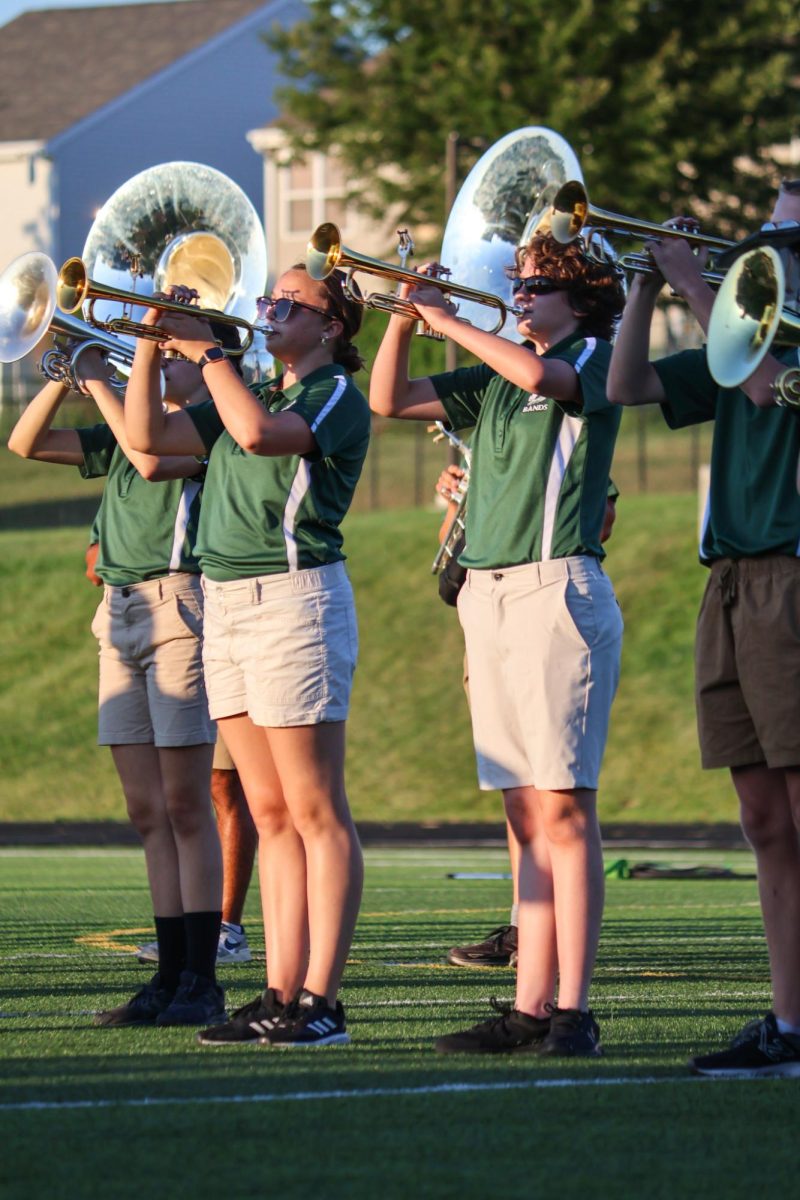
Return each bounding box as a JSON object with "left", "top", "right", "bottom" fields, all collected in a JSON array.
[{"left": 168, "top": 479, "right": 201, "bottom": 572}]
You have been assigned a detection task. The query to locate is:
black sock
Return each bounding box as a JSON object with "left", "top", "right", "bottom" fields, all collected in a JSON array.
[
  {"left": 154, "top": 915, "right": 186, "bottom": 991},
  {"left": 184, "top": 911, "right": 222, "bottom": 984}
]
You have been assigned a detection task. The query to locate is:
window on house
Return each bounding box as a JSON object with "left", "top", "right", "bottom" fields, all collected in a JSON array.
[{"left": 280, "top": 152, "right": 349, "bottom": 236}]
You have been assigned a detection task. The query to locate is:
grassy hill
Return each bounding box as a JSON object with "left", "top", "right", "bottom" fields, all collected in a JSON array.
[{"left": 0, "top": 489, "right": 733, "bottom": 825}]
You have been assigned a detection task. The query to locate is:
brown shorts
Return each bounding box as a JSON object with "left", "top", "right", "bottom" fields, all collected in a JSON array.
[{"left": 695, "top": 556, "right": 800, "bottom": 770}]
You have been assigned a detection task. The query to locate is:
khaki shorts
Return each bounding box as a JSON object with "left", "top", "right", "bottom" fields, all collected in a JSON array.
[
  {"left": 201, "top": 561, "right": 358, "bottom": 727},
  {"left": 91, "top": 574, "right": 215, "bottom": 747},
  {"left": 696, "top": 556, "right": 800, "bottom": 770},
  {"left": 457, "top": 557, "right": 623, "bottom": 791}
]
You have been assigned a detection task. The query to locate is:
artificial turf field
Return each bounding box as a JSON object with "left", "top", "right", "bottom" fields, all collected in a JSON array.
[{"left": 2, "top": 845, "right": 797, "bottom": 1198}]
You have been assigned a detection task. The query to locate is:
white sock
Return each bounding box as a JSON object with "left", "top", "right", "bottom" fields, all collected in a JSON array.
[{"left": 509, "top": 903, "right": 519, "bottom": 928}]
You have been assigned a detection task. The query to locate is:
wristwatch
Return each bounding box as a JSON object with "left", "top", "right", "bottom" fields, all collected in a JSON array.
[{"left": 197, "top": 346, "right": 226, "bottom": 369}]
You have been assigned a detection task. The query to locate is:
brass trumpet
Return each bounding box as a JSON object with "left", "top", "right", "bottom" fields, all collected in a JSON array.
[
  {"left": 306, "top": 223, "right": 515, "bottom": 335},
  {"left": 56, "top": 257, "right": 256, "bottom": 355},
  {"left": 540, "top": 179, "right": 734, "bottom": 282}
]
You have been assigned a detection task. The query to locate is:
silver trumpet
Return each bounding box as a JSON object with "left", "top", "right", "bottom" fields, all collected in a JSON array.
[
  {"left": 430, "top": 421, "right": 471, "bottom": 574},
  {"left": 0, "top": 251, "right": 134, "bottom": 392},
  {"left": 41, "top": 311, "right": 135, "bottom": 392}
]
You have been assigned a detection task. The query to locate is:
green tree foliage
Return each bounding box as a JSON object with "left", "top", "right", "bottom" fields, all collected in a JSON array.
[{"left": 267, "top": 0, "right": 799, "bottom": 240}]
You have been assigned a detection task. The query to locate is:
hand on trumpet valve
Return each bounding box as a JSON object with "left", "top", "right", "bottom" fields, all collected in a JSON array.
[
  {"left": 436, "top": 463, "right": 466, "bottom": 504},
  {"left": 72, "top": 345, "right": 113, "bottom": 395}
]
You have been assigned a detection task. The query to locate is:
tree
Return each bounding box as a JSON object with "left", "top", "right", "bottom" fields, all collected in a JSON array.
[{"left": 266, "top": 0, "right": 800, "bottom": 242}]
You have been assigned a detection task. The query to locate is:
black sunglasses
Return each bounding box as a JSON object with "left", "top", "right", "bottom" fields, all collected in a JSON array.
[
  {"left": 509, "top": 276, "right": 568, "bottom": 297},
  {"left": 256, "top": 296, "right": 332, "bottom": 323}
]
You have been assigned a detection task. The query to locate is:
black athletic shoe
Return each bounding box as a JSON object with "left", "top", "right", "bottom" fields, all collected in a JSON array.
[
  {"left": 155, "top": 970, "right": 226, "bottom": 1027},
  {"left": 197, "top": 988, "right": 284, "bottom": 1046},
  {"left": 94, "top": 973, "right": 175, "bottom": 1027},
  {"left": 690, "top": 1012, "right": 800, "bottom": 1078},
  {"left": 260, "top": 988, "right": 350, "bottom": 1047},
  {"left": 537, "top": 1007, "right": 602, "bottom": 1058},
  {"left": 435, "top": 998, "right": 550, "bottom": 1054},
  {"left": 447, "top": 924, "right": 518, "bottom": 968}
]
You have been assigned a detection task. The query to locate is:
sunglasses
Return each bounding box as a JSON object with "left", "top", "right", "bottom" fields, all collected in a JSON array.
[
  {"left": 256, "top": 296, "right": 332, "bottom": 323},
  {"left": 509, "top": 276, "right": 568, "bottom": 297}
]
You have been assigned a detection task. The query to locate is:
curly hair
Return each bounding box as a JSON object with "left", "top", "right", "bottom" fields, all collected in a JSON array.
[
  {"left": 291, "top": 263, "right": 365, "bottom": 374},
  {"left": 512, "top": 233, "right": 626, "bottom": 341}
]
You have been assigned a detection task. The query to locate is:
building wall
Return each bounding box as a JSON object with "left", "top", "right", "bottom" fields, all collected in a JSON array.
[
  {"left": 0, "top": 143, "right": 56, "bottom": 265},
  {"left": 49, "top": 11, "right": 301, "bottom": 265},
  {"left": 249, "top": 127, "right": 435, "bottom": 286}
]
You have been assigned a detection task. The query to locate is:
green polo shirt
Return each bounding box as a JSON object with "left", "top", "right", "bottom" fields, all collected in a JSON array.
[
  {"left": 655, "top": 347, "right": 800, "bottom": 564},
  {"left": 77, "top": 424, "right": 203, "bottom": 586},
  {"left": 432, "top": 332, "right": 620, "bottom": 569},
  {"left": 187, "top": 364, "right": 370, "bottom": 580}
]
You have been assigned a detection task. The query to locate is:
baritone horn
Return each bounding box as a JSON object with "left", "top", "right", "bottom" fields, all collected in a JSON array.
[{"left": 306, "top": 222, "right": 514, "bottom": 334}]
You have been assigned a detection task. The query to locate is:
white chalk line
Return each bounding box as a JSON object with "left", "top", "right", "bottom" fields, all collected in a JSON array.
[{"left": 0, "top": 1074, "right": 723, "bottom": 1114}]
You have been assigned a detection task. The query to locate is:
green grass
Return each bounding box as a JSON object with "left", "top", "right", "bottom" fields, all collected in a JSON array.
[
  {"left": 0, "top": 491, "right": 733, "bottom": 823},
  {"left": 0, "top": 845, "right": 794, "bottom": 1200}
]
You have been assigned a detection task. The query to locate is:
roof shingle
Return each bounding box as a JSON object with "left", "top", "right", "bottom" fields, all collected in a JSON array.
[{"left": 0, "top": 1, "right": 271, "bottom": 142}]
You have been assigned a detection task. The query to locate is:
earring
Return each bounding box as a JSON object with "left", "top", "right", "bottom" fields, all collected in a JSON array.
[{"left": 321, "top": 334, "right": 330, "bottom": 344}]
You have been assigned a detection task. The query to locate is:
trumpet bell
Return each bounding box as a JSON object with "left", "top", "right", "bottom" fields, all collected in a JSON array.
[
  {"left": 306, "top": 223, "right": 343, "bottom": 282},
  {"left": 0, "top": 252, "right": 58, "bottom": 363},
  {"left": 707, "top": 246, "right": 800, "bottom": 389}
]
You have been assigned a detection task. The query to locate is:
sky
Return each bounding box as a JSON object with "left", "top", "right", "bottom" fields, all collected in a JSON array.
[{"left": 0, "top": 0, "right": 194, "bottom": 28}]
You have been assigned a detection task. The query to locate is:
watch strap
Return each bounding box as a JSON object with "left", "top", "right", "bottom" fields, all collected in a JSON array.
[{"left": 198, "top": 346, "right": 226, "bottom": 369}]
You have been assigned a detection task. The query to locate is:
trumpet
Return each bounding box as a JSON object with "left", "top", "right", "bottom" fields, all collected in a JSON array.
[
  {"left": 430, "top": 422, "right": 471, "bottom": 574},
  {"left": 707, "top": 245, "right": 800, "bottom": 389},
  {"left": 306, "top": 223, "right": 516, "bottom": 335},
  {"left": 56, "top": 257, "right": 257, "bottom": 355},
  {"left": 537, "top": 179, "right": 734, "bottom": 282}
]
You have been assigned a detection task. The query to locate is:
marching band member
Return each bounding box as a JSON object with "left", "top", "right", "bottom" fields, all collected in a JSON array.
[
  {"left": 607, "top": 179, "right": 800, "bottom": 1078},
  {"left": 8, "top": 341, "right": 229, "bottom": 1029},
  {"left": 370, "top": 231, "right": 625, "bottom": 1057},
  {"left": 123, "top": 264, "right": 370, "bottom": 1048}
]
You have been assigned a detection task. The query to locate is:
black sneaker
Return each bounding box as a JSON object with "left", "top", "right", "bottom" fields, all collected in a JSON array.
[
  {"left": 94, "top": 973, "right": 174, "bottom": 1027},
  {"left": 447, "top": 924, "right": 518, "bottom": 968},
  {"left": 155, "top": 970, "right": 226, "bottom": 1027},
  {"left": 690, "top": 1012, "right": 800, "bottom": 1078},
  {"left": 435, "top": 998, "right": 550, "bottom": 1054},
  {"left": 260, "top": 988, "right": 350, "bottom": 1048},
  {"left": 197, "top": 988, "right": 284, "bottom": 1046},
  {"left": 537, "top": 1007, "right": 602, "bottom": 1057}
]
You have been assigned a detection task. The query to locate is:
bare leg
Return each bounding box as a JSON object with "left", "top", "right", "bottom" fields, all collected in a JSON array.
[
  {"left": 733, "top": 764, "right": 800, "bottom": 1025},
  {"left": 509, "top": 785, "right": 604, "bottom": 1015},
  {"left": 506, "top": 817, "right": 521, "bottom": 911},
  {"left": 157, "top": 744, "right": 221, "bottom": 913},
  {"left": 217, "top": 715, "right": 309, "bottom": 1000},
  {"left": 505, "top": 786, "right": 557, "bottom": 1016},
  {"left": 267, "top": 722, "right": 363, "bottom": 1005},
  {"left": 210, "top": 767, "right": 257, "bottom": 925},
  {"left": 539, "top": 788, "right": 604, "bottom": 1012},
  {"left": 111, "top": 744, "right": 182, "bottom": 915}
]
